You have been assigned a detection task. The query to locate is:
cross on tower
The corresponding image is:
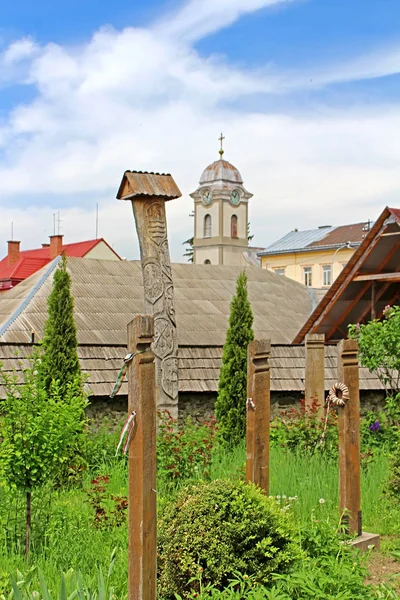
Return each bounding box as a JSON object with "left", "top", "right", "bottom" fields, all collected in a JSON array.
[{"left": 218, "top": 132, "right": 225, "bottom": 158}]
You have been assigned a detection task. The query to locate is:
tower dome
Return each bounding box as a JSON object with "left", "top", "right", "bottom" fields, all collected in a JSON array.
[{"left": 199, "top": 159, "right": 243, "bottom": 185}]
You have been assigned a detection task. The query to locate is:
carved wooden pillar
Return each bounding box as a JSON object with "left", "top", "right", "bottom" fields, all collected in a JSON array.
[
  {"left": 246, "top": 339, "right": 271, "bottom": 494},
  {"left": 305, "top": 333, "right": 325, "bottom": 415},
  {"left": 127, "top": 315, "right": 156, "bottom": 600},
  {"left": 117, "top": 171, "right": 181, "bottom": 420},
  {"left": 337, "top": 338, "right": 362, "bottom": 536}
]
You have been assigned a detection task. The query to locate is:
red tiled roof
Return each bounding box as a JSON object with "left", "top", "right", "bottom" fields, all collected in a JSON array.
[
  {"left": 20, "top": 239, "right": 105, "bottom": 260},
  {"left": 0, "top": 238, "right": 119, "bottom": 286},
  {"left": 307, "top": 222, "right": 369, "bottom": 247}
]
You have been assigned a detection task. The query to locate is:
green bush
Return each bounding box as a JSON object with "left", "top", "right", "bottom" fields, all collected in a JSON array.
[
  {"left": 270, "top": 399, "right": 338, "bottom": 458},
  {"left": 157, "top": 411, "right": 217, "bottom": 484},
  {"left": 157, "top": 479, "right": 302, "bottom": 599},
  {"left": 84, "top": 421, "right": 127, "bottom": 471},
  {"left": 387, "top": 431, "right": 400, "bottom": 499}
]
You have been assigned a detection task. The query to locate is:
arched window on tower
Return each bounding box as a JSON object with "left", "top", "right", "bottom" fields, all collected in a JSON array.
[
  {"left": 204, "top": 259, "right": 211, "bottom": 265},
  {"left": 204, "top": 214, "right": 211, "bottom": 238},
  {"left": 231, "top": 214, "right": 238, "bottom": 238}
]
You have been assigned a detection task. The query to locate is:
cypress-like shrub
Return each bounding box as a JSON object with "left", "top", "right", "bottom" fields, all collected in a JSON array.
[
  {"left": 40, "top": 253, "right": 81, "bottom": 398},
  {"left": 157, "top": 479, "right": 302, "bottom": 599},
  {"left": 215, "top": 271, "right": 254, "bottom": 446}
]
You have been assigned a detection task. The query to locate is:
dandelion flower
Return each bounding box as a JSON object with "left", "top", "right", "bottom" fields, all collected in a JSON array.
[{"left": 319, "top": 498, "right": 325, "bottom": 504}]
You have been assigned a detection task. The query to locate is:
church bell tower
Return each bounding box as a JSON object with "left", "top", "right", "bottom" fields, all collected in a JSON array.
[{"left": 190, "top": 135, "right": 253, "bottom": 266}]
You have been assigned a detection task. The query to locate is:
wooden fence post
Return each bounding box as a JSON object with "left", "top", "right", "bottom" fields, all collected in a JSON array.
[
  {"left": 305, "top": 333, "right": 325, "bottom": 414},
  {"left": 337, "top": 338, "right": 362, "bottom": 537},
  {"left": 127, "top": 315, "right": 157, "bottom": 600},
  {"left": 246, "top": 339, "right": 271, "bottom": 493}
]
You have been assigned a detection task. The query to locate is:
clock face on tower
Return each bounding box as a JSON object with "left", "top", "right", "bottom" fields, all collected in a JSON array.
[
  {"left": 230, "top": 189, "right": 240, "bottom": 205},
  {"left": 202, "top": 190, "right": 212, "bottom": 206}
]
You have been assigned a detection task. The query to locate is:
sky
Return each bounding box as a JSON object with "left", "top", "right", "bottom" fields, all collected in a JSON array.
[{"left": 1, "top": 0, "right": 400, "bottom": 261}]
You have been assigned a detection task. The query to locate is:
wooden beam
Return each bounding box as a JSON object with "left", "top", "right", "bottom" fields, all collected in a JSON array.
[
  {"left": 356, "top": 281, "right": 391, "bottom": 325},
  {"left": 128, "top": 316, "right": 157, "bottom": 600},
  {"left": 325, "top": 237, "right": 400, "bottom": 340},
  {"left": 310, "top": 220, "right": 390, "bottom": 336},
  {"left": 337, "top": 339, "right": 362, "bottom": 537},
  {"left": 371, "top": 282, "right": 376, "bottom": 320},
  {"left": 305, "top": 333, "right": 325, "bottom": 414},
  {"left": 353, "top": 272, "right": 400, "bottom": 282},
  {"left": 246, "top": 339, "right": 271, "bottom": 494}
]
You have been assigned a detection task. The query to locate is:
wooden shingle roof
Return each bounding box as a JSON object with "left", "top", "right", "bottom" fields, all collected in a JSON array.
[
  {"left": 0, "top": 257, "right": 315, "bottom": 346},
  {"left": 0, "top": 343, "right": 383, "bottom": 399}
]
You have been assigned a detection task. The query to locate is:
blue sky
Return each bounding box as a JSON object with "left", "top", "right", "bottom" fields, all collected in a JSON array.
[{"left": 0, "top": 0, "right": 400, "bottom": 259}]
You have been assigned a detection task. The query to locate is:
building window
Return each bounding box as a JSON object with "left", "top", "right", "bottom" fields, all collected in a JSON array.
[
  {"left": 274, "top": 268, "right": 285, "bottom": 276},
  {"left": 303, "top": 266, "right": 312, "bottom": 287},
  {"left": 204, "top": 214, "right": 211, "bottom": 238},
  {"left": 322, "top": 265, "right": 332, "bottom": 286},
  {"left": 231, "top": 214, "right": 238, "bottom": 238},
  {"left": 204, "top": 259, "right": 211, "bottom": 265}
]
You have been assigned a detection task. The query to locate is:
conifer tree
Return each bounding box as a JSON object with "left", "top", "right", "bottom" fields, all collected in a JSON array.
[
  {"left": 41, "top": 254, "right": 81, "bottom": 397},
  {"left": 215, "top": 271, "right": 254, "bottom": 446}
]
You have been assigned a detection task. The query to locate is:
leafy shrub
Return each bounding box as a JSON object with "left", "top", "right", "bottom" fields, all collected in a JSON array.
[
  {"left": 272, "top": 554, "right": 376, "bottom": 600},
  {"left": 157, "top": 479, "right": 302, "bottom": 598},
  {"left": 85, "top": 475, "right": 128, "bottom": 530},
  {"left": 84, "top": 420, "right": 127, "bottom": 471},
  {"left": 387, "top": 431, "right": 400, "bottom": 499},
  {"left": 157, "top": 411, "right": 217, "bottom": 484},
  {"left": 270, "top": 399, "right": 338, "bottom": 457},
  {"left": 360, "top": 407, "right": 399, "bottom": 454},
  {"left": 348, "top": 306, "right": 400, "bottom": 397},
  {"left": 0, "top": 359, "right": 87, "bottom": 557}
]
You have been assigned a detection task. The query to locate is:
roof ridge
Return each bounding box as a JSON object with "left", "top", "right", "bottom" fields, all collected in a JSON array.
[{"left": 0, "top": 257, "right": 61, "bottom": 340}]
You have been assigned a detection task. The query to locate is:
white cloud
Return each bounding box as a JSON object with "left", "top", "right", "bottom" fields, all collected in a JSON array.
[
  {"left": 0, "top": 0, "right": 400, "bottom": 263},
  {"left": 156, "top": 0, "right": 297, "bottom": 42},
  {"left": 2, "top": 37, "right": 38, "bottom": 65}
]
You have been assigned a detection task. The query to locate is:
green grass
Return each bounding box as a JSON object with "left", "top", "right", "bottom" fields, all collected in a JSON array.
[{"left": 0, "top": 443, "right": 398, "bottom": 598}]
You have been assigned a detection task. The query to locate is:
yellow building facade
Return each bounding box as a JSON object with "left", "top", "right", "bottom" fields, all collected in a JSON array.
[
  {"left": 260, "top": 247, "right": 355, "bottom": 288},
  {"left": 258, "top": 222, "right": 370, "bottom": 288}
]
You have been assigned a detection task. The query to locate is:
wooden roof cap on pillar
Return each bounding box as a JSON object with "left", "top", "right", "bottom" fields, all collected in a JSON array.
[{"left": 116, "top": 170, "right": 182, "bottom": 201}]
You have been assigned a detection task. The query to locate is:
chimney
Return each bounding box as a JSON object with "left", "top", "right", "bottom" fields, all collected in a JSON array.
[
  {"left": 49, "top": 235, "right": 64, "bottom": 259},
  {"left": 42, "top": 243, "right": 50, "bottom": 248},
  {"left": 7, "top": 240, "right": 21, "bottom": 266}
]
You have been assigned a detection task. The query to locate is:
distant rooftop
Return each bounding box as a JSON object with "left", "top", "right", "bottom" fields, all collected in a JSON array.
[
  {"left": 0, "top": 237, "right": 121, "bottom": 291},
  {"left": 258, "top": 221, "right": 372, "bottom": 257}
]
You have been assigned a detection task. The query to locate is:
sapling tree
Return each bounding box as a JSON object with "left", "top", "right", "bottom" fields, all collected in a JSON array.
[
  {"left": 0, "top": 358, "right": 87, "bottom": 559},
  {"left": 215, "top": 271, "right": 254, "bottom": 446},
  {"left": 348, "top": 305, "right": 400, "bottom": 397},
  {"left": 40, "top": 253, "right": 82, "bottom": 398}
]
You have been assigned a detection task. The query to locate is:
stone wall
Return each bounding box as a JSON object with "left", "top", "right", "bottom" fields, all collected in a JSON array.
[
  {"left": 86, "top": 389, "right": 387, "bottom": 430},
  {"left": 86, "top": 396, "right": 127, "bottom": 431},
  {"left": 177, "top": 390, "right": 387, "bottom": 422}
]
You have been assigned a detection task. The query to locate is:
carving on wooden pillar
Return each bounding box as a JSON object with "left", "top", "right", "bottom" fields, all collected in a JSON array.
[{"left": 117, "top": 171, "right": 182, "bottom": 419}]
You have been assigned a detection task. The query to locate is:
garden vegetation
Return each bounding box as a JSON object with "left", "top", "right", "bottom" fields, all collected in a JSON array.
[{"left": 0, "top": 276, "right": 399, "bottom": 598}]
